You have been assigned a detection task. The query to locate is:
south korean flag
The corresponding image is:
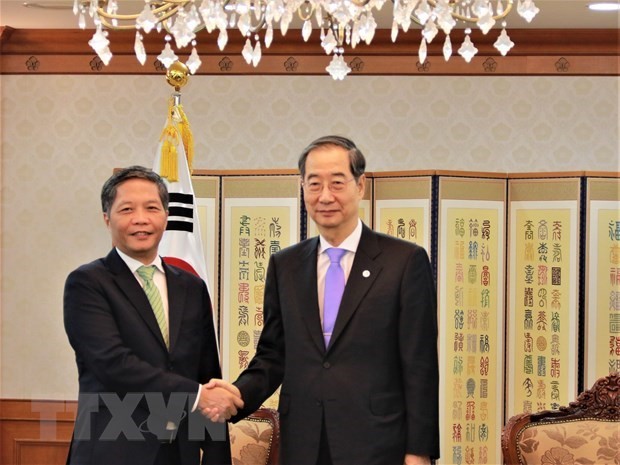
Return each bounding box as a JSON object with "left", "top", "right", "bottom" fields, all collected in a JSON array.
[{"left": 152, "top": 133, "right": 210, "bottom": 293}]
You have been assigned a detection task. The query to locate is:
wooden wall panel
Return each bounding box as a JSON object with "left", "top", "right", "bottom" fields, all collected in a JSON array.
[
  {"left": 1, "top": 28, "right": 618, "bottom": 76},
  {"left": 0, "top": 400, "right": 75, "bottom": 465}
]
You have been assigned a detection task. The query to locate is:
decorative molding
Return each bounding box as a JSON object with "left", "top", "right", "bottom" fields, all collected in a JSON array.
[{"left": 1, "top": 28, "right": 618, "bottom": 76}]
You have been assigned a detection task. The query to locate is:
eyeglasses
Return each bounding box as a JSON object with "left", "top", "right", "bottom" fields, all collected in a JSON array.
[{"left": 302, "top": 178, "right": 356, "bottom": 194}]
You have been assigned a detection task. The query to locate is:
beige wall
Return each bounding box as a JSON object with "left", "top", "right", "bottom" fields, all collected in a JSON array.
[{"left": 1, "top": 74, "right": 618, "bottom": 400}]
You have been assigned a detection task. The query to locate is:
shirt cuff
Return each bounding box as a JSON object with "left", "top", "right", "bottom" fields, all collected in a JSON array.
[{"left": 191, "top": 384, "right": 202, "bottom": 413}]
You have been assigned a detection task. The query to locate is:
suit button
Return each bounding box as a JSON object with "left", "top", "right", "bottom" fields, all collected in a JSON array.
[
  {"left": 323, "top": 362, "right": 331, "bottom": 369},
  {"left": 316, "top": 400, "right": 322, "bottom": 406}
]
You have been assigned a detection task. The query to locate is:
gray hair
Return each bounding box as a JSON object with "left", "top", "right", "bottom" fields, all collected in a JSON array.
[{"left": 298, "top": 135, "right": 366, "bottom": 180}]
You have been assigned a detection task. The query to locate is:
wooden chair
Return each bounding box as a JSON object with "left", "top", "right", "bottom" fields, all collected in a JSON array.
[
  {"left": 501, "top": 372, "right": 620, "bottom": 465},
  {"left": 229, "top": 408, "right": 280, "bottom": 465}
]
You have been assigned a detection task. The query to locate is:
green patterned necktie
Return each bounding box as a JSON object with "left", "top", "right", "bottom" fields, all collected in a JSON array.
[{"left": 136, "top": 265, "right": 169, "bottom": 348}]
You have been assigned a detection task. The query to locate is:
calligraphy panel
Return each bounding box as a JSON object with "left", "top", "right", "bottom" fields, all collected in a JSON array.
[
  {"left": 585, "top": 177, "right": 620, "bottom": 387},
  {"left": 507, "top": 178, "right": 580, "bottom": 419},
  {"left": 221, "top": 176, "right": 300, "bottom": 409},
  {"left": 373, "top": 176, "right": 432, "bottom": 251},
  {"left": 438, "top": 177, "right": 506, "bottom": 465}
]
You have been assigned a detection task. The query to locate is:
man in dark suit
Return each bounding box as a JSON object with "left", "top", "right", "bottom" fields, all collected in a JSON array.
[
  {"left": 207, "top": 136, "right": 439, "bottom": 465},
  {"left": 64, "top": 166, "right": 242, "bottom": 465}
]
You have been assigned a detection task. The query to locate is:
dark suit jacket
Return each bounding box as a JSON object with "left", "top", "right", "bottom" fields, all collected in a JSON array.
[
  {"left": 234, "top": 224, "right": 439, "bottom": 465},
  {"left": 64, "top": 249, "right": 231, "bottom": 465}
]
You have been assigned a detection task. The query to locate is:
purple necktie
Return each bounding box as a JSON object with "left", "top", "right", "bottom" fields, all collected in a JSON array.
[{"left": 323, "top": 248, "right": 347, "bottom": 346}]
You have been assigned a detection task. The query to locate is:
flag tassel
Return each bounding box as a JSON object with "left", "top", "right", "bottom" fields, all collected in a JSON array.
[{"left": 159, "top": 96, "right": 194, "bottom": 182}]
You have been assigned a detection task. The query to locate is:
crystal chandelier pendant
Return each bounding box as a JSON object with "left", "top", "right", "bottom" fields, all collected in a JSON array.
[
  {"left": 157, "top": 40, "right": 179, "bottom": 68},
  {"left": 78, "top": 11, "right": 86, "bottom": 29},
  {"left": 443, "top": 35, "right": 452, "bottom": 61},
  {"left": 217, "top": 28, "right": 228, "bottom": 51},
  {"left": 88, "top": 26, "right": 110, "bottom": 61},
  {"left": 252, "top": 41, "right": 262, "bottom": 67},
  {"left": 391, "top": 20, "right": 399, "bottom": 42},
  {"left": 170, "top": 9, "right": 197, "bottom": 49},
  {"left": 136, "top": 4, "right": 158, "bottom": 33},
  {"left": 321, "top": 29, "right": 338, "bottom": 56},
  {"left": 186, "top": 44, "right": 202, "bottom": 74},
  {"left": 302, "top": 20, "right": 312, "bottom": 42},
  {"left": 494, "top": 27, "right": 514, "bottom": 56},
  {"left": 238, "top": 13, "right": 251, "bottom": 37},
  {"left": 74, "top": 0, "right": 542, "bottom": 79},
  {"left": 242, "top": 38, "right": 254, "bottom": 64},
  {"left": 265, "top": 24, "right": 274, "bottom": 48},
  {"left": 422, "top": 19, "right": 438, "bottom": 43},
  {"left": 477, "top": 12, "right": 496, "bottom": 34},
  {"left": 326, "top": 53, "right": 351, "bottom": 80},
  {"left": 517, "top": 0, "right": 540, "bottom": 22},
  {"left": 415, "top": 0, "right": 432, "bottom": 25},
  {"left": 458, "top": 32, "right": 478, "bottom": 63},
  {"left": 418, "top": 37, "right": 428, "bottom": 64},
  {"left": 134, "top": 31, "right": 147, "bottom": 65},
  {"left": 496, "top": 0, "right": 505, "bottom": 15}
]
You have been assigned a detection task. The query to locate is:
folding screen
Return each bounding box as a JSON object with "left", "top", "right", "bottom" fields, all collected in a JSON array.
[
  {"left": 373, "top": 175, "right": 433, "bottom": 253},
  {"left": 220, "top": 175, "right": 300, "bottom": 409},
  {"left": 584, "top": 176, "right": 620, "bottom": 388},
  {"left": 192, "top": 175, "right": 220, "bottom": 318},
  {"left": 507, "top": 177, "right": 580, "bottom": 418},
  {"left": 437, "top": 175, "right": 506, "bottom": 465}
]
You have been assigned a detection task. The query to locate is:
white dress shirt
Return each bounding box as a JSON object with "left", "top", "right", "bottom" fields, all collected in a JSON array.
[{"left": 317, "top": 219, "right": 363, "bottom": 325}]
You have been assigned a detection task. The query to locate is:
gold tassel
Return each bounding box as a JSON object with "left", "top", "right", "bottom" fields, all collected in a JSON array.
[
  {"left": 159, "top": 98, "right": 195, "bottom": 181},
  {"left": 159, "top": 98, "right": 180, "bottom": 182},
  {"left": 176, "top": 104, "right": 195, "bottom": 173}
]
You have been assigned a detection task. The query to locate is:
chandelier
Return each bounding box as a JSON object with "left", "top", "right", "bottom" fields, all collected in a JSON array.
[{"left": 76, "top": 0, "right": 540, "bottom": 80}]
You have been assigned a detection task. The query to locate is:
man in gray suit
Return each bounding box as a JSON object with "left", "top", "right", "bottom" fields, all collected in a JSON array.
[
  {"left": 208, "top": 136, "right": 439, "bottom": 465},
  {"left": 64, "top": 166, "right": 242, "bottom": 465}
]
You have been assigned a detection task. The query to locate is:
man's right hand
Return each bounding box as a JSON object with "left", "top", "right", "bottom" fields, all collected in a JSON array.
[{"left": 198, "top": 379, "right": 244, "bottom": 423}]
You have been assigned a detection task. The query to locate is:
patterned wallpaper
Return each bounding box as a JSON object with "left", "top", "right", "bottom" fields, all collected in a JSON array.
[{"left": 0, "top": 74, "right": 618, "bottom": 399}]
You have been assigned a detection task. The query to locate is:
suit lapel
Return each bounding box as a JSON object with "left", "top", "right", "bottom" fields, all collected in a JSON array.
[
  {"left": 292, "top": 237, "right": 325, "bottom": 352},
  {"left": 105, "top": 249, "right": 169, "bottom": 351},
  {"left": 328, "top": 225, "right": 382, "bottom": 350},
  {"left": 164, "top": 262, "right": 187, "bottom": 352}
]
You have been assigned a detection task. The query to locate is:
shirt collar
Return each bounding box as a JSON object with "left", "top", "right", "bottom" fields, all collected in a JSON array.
[
  {"left": 116, "top": 248, "right": 164, "bottom": 274},
  {"left": 319, "top": 219, "right": 363, "bottom": 255}
]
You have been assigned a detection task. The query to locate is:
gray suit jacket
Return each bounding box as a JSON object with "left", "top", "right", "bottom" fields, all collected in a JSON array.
[
  {"left": 64, "top": 249, "right": 231, "bottom": 465},
  {"left": 234, "top": 224, "right": 439, "bottom": 465}
]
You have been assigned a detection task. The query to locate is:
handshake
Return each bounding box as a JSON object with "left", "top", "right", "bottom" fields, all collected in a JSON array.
[{"left": 197, "top": 379, "right": 244, "bottom": 423}]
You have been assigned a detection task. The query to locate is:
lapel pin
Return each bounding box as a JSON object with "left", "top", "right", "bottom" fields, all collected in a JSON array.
[{"left": 362, "top": 270, "right": 370, "bottom": 278}]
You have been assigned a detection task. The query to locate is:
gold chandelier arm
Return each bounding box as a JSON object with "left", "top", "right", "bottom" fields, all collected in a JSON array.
[
  {"left": 222, "top": 0, "right": 266, "bottom": 33},
  {"left": 349, "top": 0, "right": 372, "bottom": 7},
  {"left": 297, "top": 1, "right": 314, "bottom": 22},
  {"left": 408, "top": 0, "right": 514, "bottom": 25},
  {"left": 95, "top": 1, "right": 185, "bottom": 23}
]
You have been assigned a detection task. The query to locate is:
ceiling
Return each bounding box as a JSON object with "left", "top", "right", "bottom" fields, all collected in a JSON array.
[{"left": 1, "top": 0, "right": 618, "bottom": 30}]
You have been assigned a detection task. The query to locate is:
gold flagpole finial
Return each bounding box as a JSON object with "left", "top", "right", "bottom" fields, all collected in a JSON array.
[
  {"left": 160, "top": 61, "right": 194, "bottom": 182},
  {"left": 166, "top": 61, "right": 190, "bottom": 93}
]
